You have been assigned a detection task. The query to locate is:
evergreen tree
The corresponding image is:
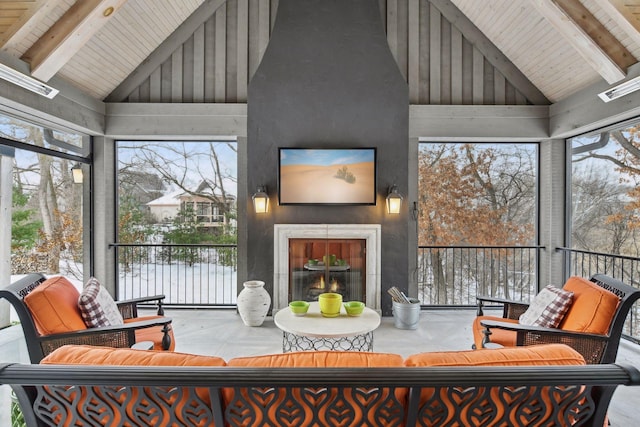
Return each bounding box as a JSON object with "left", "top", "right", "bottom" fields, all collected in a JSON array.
[{"left": 11, "top": 186, "right": 42, "bottom": 250}]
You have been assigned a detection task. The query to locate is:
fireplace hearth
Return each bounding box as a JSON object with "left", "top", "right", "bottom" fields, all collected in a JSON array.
[{"left": 274, "top": 224, "right": 381, "bottom": 312}]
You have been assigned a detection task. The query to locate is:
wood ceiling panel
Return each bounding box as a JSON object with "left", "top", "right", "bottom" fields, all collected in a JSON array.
[
  {"left": 450, "top": 0, "right": 601, "bottom": 102},
  {"left": 589, "top": 0, "right": 640, "bottom": 61},
  {"left": 57, "top": 0, "right": 205, "bottom": 99}
]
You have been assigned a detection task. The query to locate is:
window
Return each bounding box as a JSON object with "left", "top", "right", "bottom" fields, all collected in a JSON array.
[
  {"left": 117, "top": 140, "right": 237, "bottom": 243},
  {"left": 569, "top": 118, "right": 640, "bottom": 256},
  {"left": 417, "top": 142, "right": 538, "bottom": 305},
  {"left": 1, "top": 112, "right": 88, "bottom": 280}
]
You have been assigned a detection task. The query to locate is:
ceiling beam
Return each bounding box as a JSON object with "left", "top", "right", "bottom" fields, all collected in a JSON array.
[
  {"left": 21, "top": 0, "right": 128, "bottom": 82},
  {"left": 555, "top": 0, "right": 635, "bottom": 67},
  {"left": 530, "top": 0, "right": 626, "bottom": 84},
  {"left": 605, "top": 0, "right": 640, "bottom": 36},
  {"left": 0, "top": 0, "right": 67, "bottom": 54}
]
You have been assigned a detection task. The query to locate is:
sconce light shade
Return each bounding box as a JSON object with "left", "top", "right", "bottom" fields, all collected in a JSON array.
[
  {"left": 386, "top": 185, "right": 402, "bottom": 214},
  {"left": 71, "top": 163, "right": 83, "bottom": 184},
  {"left": 252, "top": 186, "right": 269, "bottom": 213}
]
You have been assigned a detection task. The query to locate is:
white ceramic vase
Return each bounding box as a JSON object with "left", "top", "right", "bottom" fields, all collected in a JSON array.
[{"left": 237, "top": 280, "right": 271, "bottom": 326}]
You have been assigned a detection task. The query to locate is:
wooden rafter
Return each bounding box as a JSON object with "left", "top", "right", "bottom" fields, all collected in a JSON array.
[
  {"left": 608, "top": 0, "right": 640, "bottom": 33},
  {"left": 556, "top": 0, "right": 635, "bottom": 67},
  {"left": 0, "top": 0, "right": 67, "bottom": 54},
  {"left": 529, "top": 0, "right": 626, "bottom": 83},
  {"left": 21, "top": 0, "right": 129, "bottom": 82},
  {"left": 600, "top": 0, "right": 640, "bottom": 47}
]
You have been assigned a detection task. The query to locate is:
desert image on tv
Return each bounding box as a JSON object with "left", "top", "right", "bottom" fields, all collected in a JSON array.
[{"left": 280, "top": 150, "right": 375, "bottom": 204}]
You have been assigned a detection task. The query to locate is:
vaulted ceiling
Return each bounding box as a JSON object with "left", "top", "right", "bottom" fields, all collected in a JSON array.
[{"left": 1, "top": 0, "right": 640, "bottom": 105}]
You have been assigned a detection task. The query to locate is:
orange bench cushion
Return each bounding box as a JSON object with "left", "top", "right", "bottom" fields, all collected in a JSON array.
[
  {"left": 24, "top": 276, "right": 87, "bottom": 335},
  {"left": 560, "top": 276, "right": 620, "bottom": 334},
  {"left": 226, "top": 351, "right": 406, "bottom": 426},
  {"left": 405, "top": 344, "right": 586, "bottom": 427},
  {"left": 41, "top": 344, "right": 225, "bottom": 367},
  {"left": 405, "top": 343, "right": 585, "bottom": 367},
  {"left": 41, "top": 345, "right": 226, "bottom": 426}
]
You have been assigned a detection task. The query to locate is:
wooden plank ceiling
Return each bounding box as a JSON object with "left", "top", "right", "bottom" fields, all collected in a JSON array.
[{"left": 0, "top": 0, "right": 639, "bottom": 104}]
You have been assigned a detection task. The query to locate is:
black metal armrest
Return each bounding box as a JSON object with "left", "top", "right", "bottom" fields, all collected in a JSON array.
[
  {"left": 476, "top": 295, "right": 529, "bottom": 317},
  {"left": 39, "top": 317, "right": 172, "bottom": 340},
  {"left": 117, "top": 295, "right": 166, "bottom": 317},
  {"left": 117, "top": 295, "right": 166, "bottom": 305},
  {"left": 479, "top": 319, "right": 610, "bottom": 363},
  {"left": 36, "top": 317, "right": 173, "bottom": 357},
  {"left": 477, "top": 295, "right": 525, "bottom": 305}
]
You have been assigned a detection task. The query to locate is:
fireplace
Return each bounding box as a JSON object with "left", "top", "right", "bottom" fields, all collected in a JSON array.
[
  {"left": 289, "top": 238, "right": 366, "bottom": 302},
  {"left": 274, "top": 224, "right": 381, "bottom": 312}
]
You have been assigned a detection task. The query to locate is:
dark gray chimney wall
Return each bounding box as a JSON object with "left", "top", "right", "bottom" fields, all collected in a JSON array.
[{"left": 246, "top": 0, "right": 409, "bottom": 315}]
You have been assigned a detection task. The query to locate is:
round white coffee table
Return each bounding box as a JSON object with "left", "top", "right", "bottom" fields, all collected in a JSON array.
[{"left": 274, "top": 302, "right": 381, "bottom": 352}]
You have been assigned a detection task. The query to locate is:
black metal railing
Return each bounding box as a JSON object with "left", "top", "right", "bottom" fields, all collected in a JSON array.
[
  {"left": 557, "top": 247, "right": 639, "bottom": 343},
  {"left": 417, "top": 246, "right": 542, "bottom": 307},
  {"left": 111, "top": 243, "right": 238, "bottom": 307}
]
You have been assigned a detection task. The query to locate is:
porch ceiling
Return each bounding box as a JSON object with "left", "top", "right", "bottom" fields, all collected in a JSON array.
[{"left": 0, "top": 0, "right": 639, "bottom": 104}]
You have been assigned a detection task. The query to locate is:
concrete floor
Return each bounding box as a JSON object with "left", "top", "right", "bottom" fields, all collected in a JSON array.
[{"left": 1, "top": 308, "right": 639, "bottom": 426}]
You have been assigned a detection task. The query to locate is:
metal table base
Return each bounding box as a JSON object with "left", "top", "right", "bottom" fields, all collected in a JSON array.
[{"left": 282, "top": 331, "right": 374, "bottom": 352}]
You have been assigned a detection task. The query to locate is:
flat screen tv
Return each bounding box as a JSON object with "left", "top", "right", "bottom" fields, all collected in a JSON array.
[{"left": 278, "top": 148, "right": 377, "bottom": 205}]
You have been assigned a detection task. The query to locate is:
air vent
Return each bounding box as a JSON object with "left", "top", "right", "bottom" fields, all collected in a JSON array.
[{"left": 598, "top": 75, "right": 640, "bottom": 102}]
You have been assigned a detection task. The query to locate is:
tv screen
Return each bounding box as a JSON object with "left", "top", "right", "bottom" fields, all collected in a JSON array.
[{"left": 278, "top": 148, "right": 377, "bottom": 205}]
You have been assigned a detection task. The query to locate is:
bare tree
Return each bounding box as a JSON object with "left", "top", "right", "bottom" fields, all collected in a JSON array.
[{"left": 118, "top": 142, "right": 237, "bottom": 216}]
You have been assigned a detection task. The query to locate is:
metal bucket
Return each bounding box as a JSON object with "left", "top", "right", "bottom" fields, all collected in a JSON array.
[{"left": 392, "top": 298, "right": 421, "bottom": 330}]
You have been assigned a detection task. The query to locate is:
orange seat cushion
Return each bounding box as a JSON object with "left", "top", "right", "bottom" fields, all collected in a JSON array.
[
  {"left": 226, "top": 351, "right": 406, "bottom": 426},
  {"left": 41, "top": 344, "right": 225, "bottom": 367},
  {"left": 472, "top": 315, "right": 519, "bottom": 348},
  {"left": 41, "top": 345, "right": 226, "bottom": 426},
  {"left": 406, "top": 344, "right": 586, "bottom": 426},
  {"left": 227, "top": 350, "right": 404, "bottom": 367},
  {"left": 24, "top": 276, "right": 87, "bottom": 335},
  {"left": 560, "top": 276, "right": 620, "bottom": 334},
  {"left": 125, "top": 316, "right": 176, "bottom": 351},
  {"left": 405, "top": 343, "right": 585, "bottom": 367}
]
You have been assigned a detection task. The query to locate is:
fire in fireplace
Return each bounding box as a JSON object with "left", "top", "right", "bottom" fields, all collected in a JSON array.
[{"left": 288, "top": 238, "right": 366, "bottom": 302}]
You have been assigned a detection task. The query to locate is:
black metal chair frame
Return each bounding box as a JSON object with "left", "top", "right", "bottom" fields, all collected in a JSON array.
[
  {"left": 3, "top": 363, "right": 639, "bottom": 427},
  {"left": 476, "top": 274, "right": 640, "bottom": 364},
  {"left": 0, "top": 273, "right": 172, "bottom": 363}
]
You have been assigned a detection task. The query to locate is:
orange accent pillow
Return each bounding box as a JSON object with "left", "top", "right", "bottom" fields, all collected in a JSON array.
[
  {"left": 472, "top": 315, "right": 519, "bottom": 349},
  {"left": 560, "top": 276, "right": 620, "bottom": 334},
  {"left": 227, "top": 351, "right": 406, "bottom": 426},
  {"left": 405, "top": 343, "right": 585, "bottom": 367},
  {"left": 24, "top": 276, "right": 87, "bottom": 335}
]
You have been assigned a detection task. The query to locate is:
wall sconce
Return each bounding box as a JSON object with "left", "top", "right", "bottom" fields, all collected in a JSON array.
[
  {"left": 71, "top": 163, "right": 83, "bottom": 184},
  {"left": 386, "top": 185, "right": 402, "bottom": 214},
  {"left": 252, "top": 186, "right": 269, "bottom": 213}
]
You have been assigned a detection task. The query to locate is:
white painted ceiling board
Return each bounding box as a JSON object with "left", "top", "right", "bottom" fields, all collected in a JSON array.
[{"left": 0, "top": 0, "right": 639, "bottom": 103}]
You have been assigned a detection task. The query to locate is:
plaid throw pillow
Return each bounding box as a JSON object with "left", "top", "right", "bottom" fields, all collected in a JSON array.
[
  {"left": 78, "top": 277, "right": 124, "bottom": 328},
  {"left": 519, "top": 285, "right": 573, "bottom": 328}
]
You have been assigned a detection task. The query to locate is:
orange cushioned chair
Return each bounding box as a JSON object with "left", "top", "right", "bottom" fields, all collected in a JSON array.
[
  {"left": 0, "top": 273, "right": 175, "bottom": 363},
  {"left": 472, "top": 274, "right": 640, "bottom": 364}
]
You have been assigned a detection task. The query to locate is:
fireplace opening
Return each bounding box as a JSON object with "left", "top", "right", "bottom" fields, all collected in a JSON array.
[{"left": 288, "top": 238, "right": 366, "bottom": 303}]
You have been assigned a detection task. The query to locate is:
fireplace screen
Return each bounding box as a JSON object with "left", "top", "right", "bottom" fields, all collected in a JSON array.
[{"left": 289, "top": 238, "right": 366, "bottom": 302}]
